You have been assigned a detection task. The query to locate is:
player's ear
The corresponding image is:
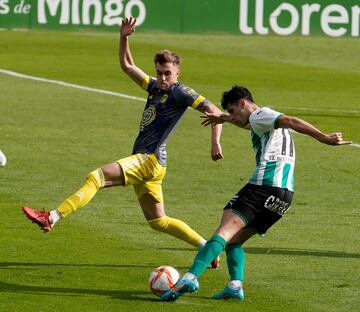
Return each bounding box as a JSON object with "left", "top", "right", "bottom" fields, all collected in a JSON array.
[{"left": 239, "top": 99, "right": 246, "bottom": 108}]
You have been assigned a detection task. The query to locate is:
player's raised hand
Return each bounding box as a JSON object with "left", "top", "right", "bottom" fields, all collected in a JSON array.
[
  {"left": 120, "top": 17, "right": 137, "bottom": 37},
  {"left": 321, "top": 132, "right": 352, "bottom": 145}
]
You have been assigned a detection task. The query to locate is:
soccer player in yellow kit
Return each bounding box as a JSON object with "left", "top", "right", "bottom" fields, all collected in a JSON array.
[{"left": 22, "top": 17, "right": 223, "bottom": 266}]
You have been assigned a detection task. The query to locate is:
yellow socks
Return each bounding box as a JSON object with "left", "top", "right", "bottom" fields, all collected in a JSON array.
[
  {"left": 55, "top": 168, "right": 205, "bottom": 251},
  {"left": 148, "top": 216, "right": 205, "bottom": 248},
  {"left": 56, "top": 169, "right": 105, "bottom": 218}
]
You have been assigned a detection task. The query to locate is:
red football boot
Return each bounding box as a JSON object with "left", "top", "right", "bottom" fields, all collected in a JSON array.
[{"left": 22, "top": 206, "right": 53, "bottom": 232}]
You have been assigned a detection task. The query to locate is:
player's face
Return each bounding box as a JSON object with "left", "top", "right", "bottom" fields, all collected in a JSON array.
[
  {"left": 155, "top": 62, "right": 179, "bottom": 91},
  {"left": 227, "top": 101, "right": 249, "bottom": 127}
]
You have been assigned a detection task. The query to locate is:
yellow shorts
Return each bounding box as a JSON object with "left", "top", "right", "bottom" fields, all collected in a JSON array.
[{"left": 116, "top": 153, "right": 166, "bottom": 203}]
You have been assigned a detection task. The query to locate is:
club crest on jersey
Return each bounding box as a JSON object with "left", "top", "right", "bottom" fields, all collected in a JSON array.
[
  {"left": 160, "top": 94, "right": 168, "bottom": 104},
  {"left": 140, "top": 105, "right": 156, "bottom": 131}
]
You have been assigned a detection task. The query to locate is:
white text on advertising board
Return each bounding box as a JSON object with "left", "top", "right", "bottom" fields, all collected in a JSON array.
[
  {"left": 240, "top": 0, "right": 360, "bottom": 37},
  {"left": 37, "top": 0, "right": 146, "bottom": 26}
]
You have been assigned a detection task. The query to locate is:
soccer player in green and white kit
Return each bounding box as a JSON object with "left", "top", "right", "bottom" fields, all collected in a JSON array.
[{"left": 160, "top": 85, "right": 352, "bottom": 302}]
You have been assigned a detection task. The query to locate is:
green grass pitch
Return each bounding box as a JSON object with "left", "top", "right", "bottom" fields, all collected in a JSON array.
[{"left": 0, "top": 30, "right": 359, "bottom": 312}]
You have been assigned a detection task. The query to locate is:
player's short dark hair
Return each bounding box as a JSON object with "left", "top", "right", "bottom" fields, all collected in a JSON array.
[
  {"left": 221, "top": 85, "right": 254, "bottom": 110},
  {"left": 154, "top": 50, "right": 181, "bottom": 66}
]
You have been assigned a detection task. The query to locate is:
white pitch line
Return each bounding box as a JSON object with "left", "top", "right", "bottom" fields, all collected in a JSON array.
[
  {"left": 0, "top": 68, "right": 359, "bottom": 148},
  {"left": 0, "top": 68, "right": 146, "bottom": 103}
]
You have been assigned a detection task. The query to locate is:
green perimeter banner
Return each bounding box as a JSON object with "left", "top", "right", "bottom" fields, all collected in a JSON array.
[{"left": 0, "top": 0, "right": 359, "bottom": 37}]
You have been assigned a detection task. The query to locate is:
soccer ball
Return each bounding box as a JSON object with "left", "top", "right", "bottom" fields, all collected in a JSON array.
[{"left": 148, "top": 265, "right": 180, "bottom": 297}]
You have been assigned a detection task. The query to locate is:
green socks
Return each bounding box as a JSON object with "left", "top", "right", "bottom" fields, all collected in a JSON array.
[
  {"left": 189, "top": 234, "right": 226, "bottom": 277},
  {"left": 187, "top": 235, "right": 245, "bottom": 282},
  {"left": 226, "top": 243, "right": 245, "bottom": 281}
]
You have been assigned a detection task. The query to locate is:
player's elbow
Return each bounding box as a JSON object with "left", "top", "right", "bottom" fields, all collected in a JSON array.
[{"left": 120, "top": 61, "right": 130, "bottom": 73}]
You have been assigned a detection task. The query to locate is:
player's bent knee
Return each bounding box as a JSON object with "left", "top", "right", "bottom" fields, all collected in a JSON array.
[
  {"left": 148, "top": 216, "right": 169, "bottom": 232},
  {"left": 100, "top": 162, "right": 125, "bottom": 187}
]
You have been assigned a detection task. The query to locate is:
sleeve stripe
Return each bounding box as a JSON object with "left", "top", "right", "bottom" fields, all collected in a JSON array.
[
  {"left": 274, "top": 113, "right": 283, "bottom": 129},
  {"left": 141, "top": 75, "right": 150, "bottom": 90},
  {"left": 191, "top": 95, "right": 205, "bottom": 109}
]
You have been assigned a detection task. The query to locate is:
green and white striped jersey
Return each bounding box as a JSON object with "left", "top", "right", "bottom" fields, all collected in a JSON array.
[{"left": 248, "top": 107, "right": 295, "bottom": 191}]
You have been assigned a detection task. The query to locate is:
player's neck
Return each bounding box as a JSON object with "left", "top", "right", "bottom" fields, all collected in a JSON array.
[{"left": 247, "top": 103, "right": 259, "bottom": 114}]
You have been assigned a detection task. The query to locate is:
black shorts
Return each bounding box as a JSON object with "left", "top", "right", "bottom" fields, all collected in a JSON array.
[{"left": 224, "top": 183, "right": 294, "bottom": 234}]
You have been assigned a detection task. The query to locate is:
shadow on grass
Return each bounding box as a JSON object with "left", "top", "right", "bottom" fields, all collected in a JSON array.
[
  {"left": 159, "top": 247, "right": 360, "bottom": 259},
  {"left": 0, "top": 262, "right": 156, "bottom": 269},
  {"left": 245, "top": 247, "right": 360, "bottom": 259},
  {"left": 0, "top": 262, "right": 191, "bottom": 271},
  {"left": 0, "top": 279, "right": 157, "bottom": 301}
]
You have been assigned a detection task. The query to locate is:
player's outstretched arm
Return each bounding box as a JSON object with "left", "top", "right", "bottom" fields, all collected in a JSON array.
[
  {"left": 277, "top": 115, "right": 352, "bottom": 145},
  {"left": 119, "top": 17, "right": 147, "bottom": 87},
  {"left": 196, "top": 100, "right": 224, "bottom": 161}
]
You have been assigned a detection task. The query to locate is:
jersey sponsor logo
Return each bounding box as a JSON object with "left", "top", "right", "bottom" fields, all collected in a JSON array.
[
  {"left": 266, "top": 155, "right": 294, "bottom": 163},
  {"left": 264, "top": 195, "right": 290, "bottom": 216},
  {"left": 140, "top": 105, "right": 156, "bottom": 131}
]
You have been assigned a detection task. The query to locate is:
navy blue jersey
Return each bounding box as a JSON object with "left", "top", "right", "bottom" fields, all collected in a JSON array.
[{"left": 132, "top": 75, "right": 205, "bottom": 166}]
